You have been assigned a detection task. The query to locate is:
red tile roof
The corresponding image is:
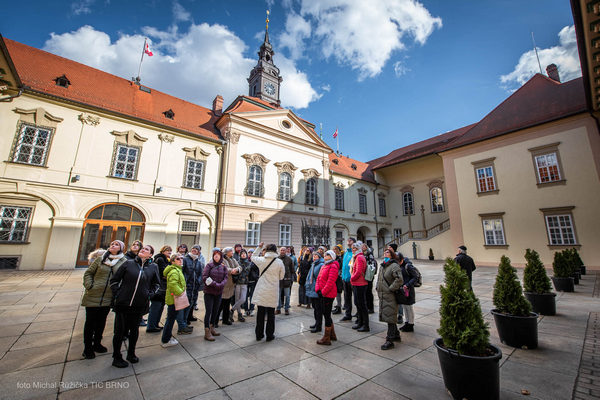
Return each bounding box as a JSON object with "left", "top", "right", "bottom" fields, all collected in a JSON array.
[
  {"left": 329, "top": 153, "right": 375, "bottom": 183},
  {"left": 3, "top": 38, "right": 222, "bottom": 142},
  {"left": 369, "top": 74, "right": 586, "bottom": 170},
  {"left": 225, "top": 95, "right": 281, "bottom": 113}
]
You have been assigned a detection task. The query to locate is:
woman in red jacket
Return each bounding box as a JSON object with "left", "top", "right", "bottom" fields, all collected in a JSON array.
[
  {"left": 315, "top": 250, "right": 340, "bottom": 345},
  {"left": 350, "top": 241, "right": 369, "bottom": 332}
]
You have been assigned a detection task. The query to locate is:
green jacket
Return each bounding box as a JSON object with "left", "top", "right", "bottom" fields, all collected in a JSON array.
[
  {"left": 164, "top": 264, "right": 186, "bottom": 306},
  {"left": 81, "top": 254, "right": 126, "bottom": 307}
]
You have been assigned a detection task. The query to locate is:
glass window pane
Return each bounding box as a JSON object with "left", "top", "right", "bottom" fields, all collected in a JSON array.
[{"left": 102, "top": 204, "right": 132, "bottom": 221}]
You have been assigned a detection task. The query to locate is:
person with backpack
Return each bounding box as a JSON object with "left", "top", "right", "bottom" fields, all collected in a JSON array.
[
  {"left": 340, "top": 238, "right": 355, "bottom": 322},
  {"left": 305, "top": 251, "right": 324, "bottom": 333},
  {"left": 276, "top": 247, "right": 294, "bottom": 315},
  {"left": 398, "top": 253, "right": 418, "bottom": 332},
  {"left": 376, "top": 249, "right": 404, "bottom": 350},
  {"left": 244, "top": 249, "right": 260, "bottom": 316},
  {"left": 231, "top": 249, "right": 250, "bottom": 322},
  {"left": 361, "top": 243, "right": 377, "bottom": 313},
  {"left": 182, "top": 245, "right": 204, "bottom": 326},
  {"left": 351, "top": 241, "right": 370, "bottom": 332}
]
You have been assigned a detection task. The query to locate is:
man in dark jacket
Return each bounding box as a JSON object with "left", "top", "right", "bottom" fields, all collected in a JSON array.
[
  {"left": 454, "top": 245, "right": 476, "bottom": 288},
  {"left": 182, "top": 245, "right": 205, "bottom": 325},
  {"left": 277, "top": 247, "right": 294, "bottom": 315}
]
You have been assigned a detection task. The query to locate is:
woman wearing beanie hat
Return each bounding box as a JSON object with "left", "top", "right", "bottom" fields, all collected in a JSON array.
[
  {"left": 81, "top": 240, "right": 126, "bottom": 359},
  {"left": 314, "top": 250, "right": 340, "bottom": 345}
]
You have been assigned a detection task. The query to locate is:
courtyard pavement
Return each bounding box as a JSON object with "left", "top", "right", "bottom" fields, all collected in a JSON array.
[{"left": 0, "top": 261, "right": 598, "bottom": 400}]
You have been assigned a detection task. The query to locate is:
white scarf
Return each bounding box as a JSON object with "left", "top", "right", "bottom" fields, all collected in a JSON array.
[
  {"left": 189, "top": 253, "right": 198, "bottom": 260},
  {"left": 103, "top": 253, "right": 124, "bottom": 267}
]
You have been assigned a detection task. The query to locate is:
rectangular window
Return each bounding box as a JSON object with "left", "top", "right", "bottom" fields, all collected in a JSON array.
[
  {"left": 393, "top": 228, "right": 402, "bottom": 239},
  {"left": 335, "top": 188, "right": 344, "bottom": 211},
  {"left": 112, "top": 144, "right": 139, "bottom": 180},
  {"left": 359, "top": 193, "right": 367, "bottom": 214},
  {"left": 545, "top": 215, "right": 576, "bottom": 245},
  {"left": 184, "top": 159, "right": 205, "bottom": 189},
  {"left": 336, "top": 230, "right": 344, "bottom": 245},
  {"left": 12, "top": 124, "right": 52, "bottom": 166},
  {"left": 482, "top": 218, "right": 506, "bottom": 246},
  {"left": 180, "top": 220, "right": 199, "bottom": 232},
  {"left": 379, "top": 197, "right": 386, "bottom": 217},
  {"left": 279, "top": 224, "right": 291, "bottom": 246},
  {"left": 0, "top": 206, "right": 32, "bottom": 242},
  {"left": 535, "top": 153, "right": 561, "bottom": 183},
  {"left": 246, "top": 222, "right": 261, "bottom": 246},
  {"left": 476, "top": 166, "right": 496, "bottom": 192}
]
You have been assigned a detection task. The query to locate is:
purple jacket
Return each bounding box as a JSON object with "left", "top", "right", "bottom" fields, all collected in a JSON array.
[{"left": 202, "top": 261, "right": 228, "bottom": 296}]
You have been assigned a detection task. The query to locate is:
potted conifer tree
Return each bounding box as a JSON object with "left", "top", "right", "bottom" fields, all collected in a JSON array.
[
  {"left": 491, "top": 255, "right": 538, "bottom": 349},
  {"left": 435, "top": 258, "right": 502, "bottom": 400},
  {"left": 428, "top": 248, "right": 434, "bottom": 260},
  {"left": 551, "top": 251, "right": 575, "bottom": 292},
  {"left": 523, "top": 249, "right": 556, "bottom": 316}
]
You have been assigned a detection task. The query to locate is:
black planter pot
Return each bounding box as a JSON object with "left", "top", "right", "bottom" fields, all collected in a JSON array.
[
  {"left": 551, "top": 276, "right": 574, "bottom": 292},
  {"left": 428, "top": 256, "right": 434, "bottom": 260},
  {"left": 434, "top": 338, "right": 502, "bottom": 400},
  {"left": 491, "top": 309, "right": 538, "bottom": 349},
  {"left": 580, "top": 265, "right": 586, "bottom": 275},
  {"left": 524, "top": 292, "right": 556, "bottom": 316},
  {"left": 572, "top": 272, "right": 580, "bottom": 285}
]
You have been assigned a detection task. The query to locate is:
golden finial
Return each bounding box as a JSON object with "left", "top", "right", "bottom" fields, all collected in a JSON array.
[{"left": 266, "top": 10, "right": 270, "bottom": 31}]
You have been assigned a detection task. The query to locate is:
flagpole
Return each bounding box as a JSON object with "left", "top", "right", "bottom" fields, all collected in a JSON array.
[
  {"left": 336, "top": 127, "right": 339, "bottom": 154},
  {"left": 136, "top": 38, "right": 147, "bottom": 84}
]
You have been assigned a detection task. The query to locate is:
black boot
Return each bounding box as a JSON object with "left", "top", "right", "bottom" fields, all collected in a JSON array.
[
  {"left": 381, "top": 340, "right": 394, "bottom": 350},
  {"left": 332, "top": 306, "right": 341, "bottom": 315},
  {"left": 112, "top": 356, "right": 128, "bottom": 368},
  {"left": 357, "top": 324, "right": 370, "bottom": 332},
  {"left": 352, "top": 318, "right": 362, "bottom": 330},
  {"left": 82, "top": 348, "right": 95, "bottom": 359},
  {"left": 310, "top": 325, "right": 322, "bottom": 333},
  {"left": 126, "top": 353, "right": 139, "bottom": 363},
  {"left": 400, "top": 323, "right": 414, "bottom": 332}
]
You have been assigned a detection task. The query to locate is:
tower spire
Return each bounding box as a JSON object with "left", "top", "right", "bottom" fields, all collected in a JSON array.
[{"left": 264, "top": 10, "right": 271, "bottom": 45}]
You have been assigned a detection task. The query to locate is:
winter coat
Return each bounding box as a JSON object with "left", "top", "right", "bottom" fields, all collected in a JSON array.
[
  {"left": 350, "top": 253, "right": 368, "bottom": 286},
  {"left": 341, "top": 248, "right": 353, "bottom": 282},
  {"left": 182, "top": 254, "right": 204, "bottom": 293},
  {"left": 152, "top": 253, "right": 169, "bottom": 301},
  {"left": 399, "top": 258, "right": 418, "bottom": 305},
  {"left": 305, "top": 257, "right": 324, "bottom": 298},
  {"left": 376, "top": 260, "right": 404, "bottom": 324},
  {"left": 315, "top": 260, "right": 339, "bottom": 299},
  {"left": 279, "top": 255, "right": 295, "bottom": 288},
  {"left": 248, "top": 261, "right": 260, "bottom": 284},
  {"left": 124, "top": 250, "right": 138, "bottom": 260},
  {"left": 81, "top": 252, "right": 126, "bottom": 307},
  {"left": 250, "top": 245, "right": 285, "bottom": 308},
  {"left": 164, "top": 264, "right": 186, "bottom": 306},
  {"left": 110, "top": 256, "right": 160, "bottom": 314},
  {"left": 364, "top": 250, "right": 378, "bottom": 277},
  {"left": 202, "top": 261, "right": 228, "bottom": 296},
  {"left": 236, "top": 258, "right": 251, "bottom": 285},
  {"left": 222, "top": 256, "right": 240, "bottom": 299},
  {"left": 454, "top": 252, "right": 476, "bottom": 282},
  {"left": 298, "top": 254, "right": 312, "bottom": 286}
]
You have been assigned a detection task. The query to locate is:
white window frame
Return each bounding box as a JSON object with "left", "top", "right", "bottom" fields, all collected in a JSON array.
[
  {"left": 246, "top": 222, "right": 261, "bottom": 246},
  {"left": 402, "top": 192, "right": 414, "bottom": 215},
  {"left": 545, "top": 214, "right": 576, "bottom": 245},
  {"left": 279, "top": 223, "right": 292, "bottom": 246},
  {"left": 535, "top": 153, "right": 561, "bottom": 184},
  {"left": 393, "top": 228, "right": 402, "bottom": 239},
  {"left": 334, "top": 188, "right": 344, "bottom": 211},
  {"left": 306, "top": 178, "right": 317, "bottom": 205},
  {"left": 379, "top": 197, "right": 386, "bottom": 217},
  {"left": 184, "top": 158, "right": 205, "bottom": 189},
  {"left": 476, "top": 166, "right": 496, "bottom": 193},
  {"left": 112, "top": 144, "right": 140, "bottom": 180},
  {"left": 430, "top": 187, "right": 444, "bottom": 212},
  {"left": 359, "top": 193, "right": 367, "bottom": 214},
  {"left": 12, "top": 123, "right": 53, "bottom": 166},
  {"left": 0, "top": 205, "right": 33, "bottom": 242},
  {"left": 247, "top": 165, "right": 263, "bottom": 197},
  {"left": 482, "top": 218, "right": 506, "bottom": 246},
  {"left": 279, "top": 172, "right": 292, "bottom": 201}
]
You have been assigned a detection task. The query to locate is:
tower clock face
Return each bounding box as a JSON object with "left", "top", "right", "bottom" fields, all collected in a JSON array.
[{"left": 264, "top": 82, "right": 276, "bottom": 96}]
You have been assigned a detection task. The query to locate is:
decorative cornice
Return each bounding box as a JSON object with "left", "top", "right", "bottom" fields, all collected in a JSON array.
[
  {"left": 357, "top": 187, "right": 368, "bottom": 194},
  {"left": 242, "top": 153, "right": 270, "bottom": 167},
  {"left": 427, "top": 179, "right": 444, "bottom": 189},
  {"left": 333, "top": 181, "right": 346, "bottom": 189},
  {"left": 274, "top": 161, "right": 298, "bottom": 174},
  {"left": 183, "top": 146, "right": 210, "bottom": 159},
  {"left": 158, "top": 133, "right": 175, "bottom": 143},
  {"left": 110, "top": 130, "right": 148, "bottom": 147},
  {"left": 400, "top": 185, "right": 414, "bottom": 193},
  {"left": 13, "top": 107, "right": 63, "bottom": 127},
  {"left": 301, "top": 168, "right": 321, "bottom": 180},
  {"left": 322, "top": 159, "right": 330, "bottom": 169},
  {"left": 78, "top": 113, "right": 100, "bottom": 126},
  {"left": 222, "top": 126, "right": 241, "bottom": 144}
]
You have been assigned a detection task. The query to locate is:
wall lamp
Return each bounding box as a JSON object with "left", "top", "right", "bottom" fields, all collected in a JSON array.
[{"left": 70, "top": 175, "right": 80, "bottom": 183}]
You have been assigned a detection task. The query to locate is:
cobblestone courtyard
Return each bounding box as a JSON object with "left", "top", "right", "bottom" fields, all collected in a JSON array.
[{"left": 0, "top": 261, "right": 598, "bottom": 400}]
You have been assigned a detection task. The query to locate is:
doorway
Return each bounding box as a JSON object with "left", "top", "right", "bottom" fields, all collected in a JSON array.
[{"left": 77, "top": 203, "right": 145, "bottom": 266}]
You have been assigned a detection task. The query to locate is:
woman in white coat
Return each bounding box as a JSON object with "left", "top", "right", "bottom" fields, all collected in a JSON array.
[{"left": 251, "top": 243, "right": 285, "bottom": 341}]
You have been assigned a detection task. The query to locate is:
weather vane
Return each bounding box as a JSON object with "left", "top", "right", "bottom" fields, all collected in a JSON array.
[{"left": 266, "top": 10, "right": 270, "bottom": 31}]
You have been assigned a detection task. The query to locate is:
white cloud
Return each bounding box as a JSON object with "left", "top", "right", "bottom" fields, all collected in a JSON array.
[
  {"left": 172, "top": 1, "right": 191, "bottom": 22},
  {"left": 71, "top": 0, "right": 95, "bottom": 15},
  {"left": 43, "top": 24, "right": 319, "bottom": 110},
  {"left": 393, "top": 60, "right": 409, "bottom": 77},
  {"left": 500, "top": 25, "right": 581, "bottom": 90},
  {"left": 289, "top": 0, "right": 441, "bottom": 80},
  {"left": 321, "top": 84, "right": 331, "bottom": 92},
  {"left": 279, "top": 12, "right": 311, "bottom": 60}
]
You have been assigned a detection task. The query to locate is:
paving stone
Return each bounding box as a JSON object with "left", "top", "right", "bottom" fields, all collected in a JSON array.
[
  {"left": 137, "top": 360, "right": 217, "bottom": 400},
  {"left": 11, "top": 329, "right": 72, "bottom": 351},
  {"left": 198, "top": 348, "right": 271, "bottom": 387},
  {"left": 500, "top": 359, "right": 575, "bottom": 400},
  {"left": 34, "top": 311, "right": 77, "bottom": 323},
  {"left": 244, "top": 338, "right": 312, "bottom": 369},
  {"left": 0, "top": 363, "right": 62, "bottom": 400},
  {"left": 178, "top": 334, "right": 239, "bottom": 359},
  {"left": 336, "top": 380, "right": 410, "bottom": 400},
  {"left": 130, "top": 343, "right": 194, "bottom": 375},
  {"left": 0, "top": 324, "right": 29, "bottom": 338},
  {"left": 371, "top": 363, "right": 448, "bottom": 399},
  {"left": 61, "top": 353, "right": 134, "bottom": 389},
  {"left": 225, "top": 371, "right": 316, "bottom": 400},
  {"left": 189, "top": 389, "right": 232, "bottom": 400},
  {"left": 0, "top": 342, "right": 68, "bottom": 374},
  {"left": 221, "top": 326, "right": 264, "bottom": 347},
  {"left": 282, "top": 331, "right": 345, "bottom": 355},
  {"left": 277, "top": 355, "right": 365, "bottom": 399},
  {"left": 25, "top": 320, "right": 74, "bottom": 334},
  {"left": 58, "top": 375, "right": 142, "bottom": 400},
  {"left": 0, "top": 335, "right": 19, "bottom": 355},
  {"left": 350, "top": 334, "right": 421, "bottom": 362}
]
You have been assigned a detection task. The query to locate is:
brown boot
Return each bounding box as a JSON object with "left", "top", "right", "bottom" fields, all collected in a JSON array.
[
  {"left": 330, "top": 323, "right": 337, "bottom": 341},
  {"left": 204, "top": 327, "right": 215, "bottom": 341},
  {"left": 317, "top": 326, "right": 332, "bottom": 345},
  {"left": 210, "top": 324, "right": 220, "bottom": 336}
]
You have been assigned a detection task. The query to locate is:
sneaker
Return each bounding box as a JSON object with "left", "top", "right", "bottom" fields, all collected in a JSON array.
[
  {"left": 146, "top": 327, "right": 162, "bottom": 333},
  {"left": 139, "top": 319, "right": 147, "bottom": 327},
  {"left": 161, "top": 338, "right": 179, "bottom": 348}
]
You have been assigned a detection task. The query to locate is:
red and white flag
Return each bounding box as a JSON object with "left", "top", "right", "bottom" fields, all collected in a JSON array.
[
  {"left": 144, "top": 41, "right": 153, "bottom": 57},
  {"left": 333, "top": 128, "right": 338, "bottom": 138}
]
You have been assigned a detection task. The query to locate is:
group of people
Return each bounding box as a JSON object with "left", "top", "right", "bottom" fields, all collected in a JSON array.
[{"left": 80, "top": 236, "right": 426, "bottom": 369}]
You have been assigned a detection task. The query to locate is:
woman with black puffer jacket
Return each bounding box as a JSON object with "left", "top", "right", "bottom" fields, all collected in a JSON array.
[{"left": 146, "top": 246, "right": 171, "bottom": 333}]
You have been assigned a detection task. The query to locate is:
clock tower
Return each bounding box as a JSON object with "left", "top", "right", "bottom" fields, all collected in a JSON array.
[{"left": 248, "top": 11, "right": 282, "bottom": 106}]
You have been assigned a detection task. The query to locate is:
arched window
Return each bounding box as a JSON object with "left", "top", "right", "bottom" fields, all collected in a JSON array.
[
  {"left": 306, "top": 178, "right": 317, "bottom": 205},
  {"left": 430, "top": 187, "right": 444, "bottom": 212},
  {"left": 402, "top": 192, "right": 414, "bottom": 215},
  {"left": 279, "top": 172, "right": 291, "bottom": 201},
  {"left": 247, "top": 165, "right": 263, "bottom": 197}
]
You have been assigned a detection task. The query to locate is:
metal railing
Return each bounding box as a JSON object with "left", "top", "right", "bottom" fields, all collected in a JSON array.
[{"left": 382, "top": 219, "right": 450, "bottom": 252}]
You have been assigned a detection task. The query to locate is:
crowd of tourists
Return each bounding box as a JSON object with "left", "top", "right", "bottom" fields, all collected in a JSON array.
[{"left": 80, "top": 237, "right": 421, "bottom": 368}]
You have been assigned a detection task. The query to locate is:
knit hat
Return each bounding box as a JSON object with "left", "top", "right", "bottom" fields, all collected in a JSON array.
[
  {"left": 192, "top": 245, "right": 201, "bottom": 252},
  {"left": 352, "top": 241, "right": 363, "bottom": 250},
  {"left": 114, "top": 240, "right": 125, "bottom": 252},
  {"left": 336, "top": 244, "right": 344, "bottom": 252},
  {"left": 458, "top": 245, "right": 467, "bottom": 251},
  {"left": 389, "top": 243, "right": 398, "bottom": 252},
  {"left": 325, "top": 250, "right": 336, "bottom": 260},
  {"left": 212, "top": 247, "right": 221, "bottom": 254}
]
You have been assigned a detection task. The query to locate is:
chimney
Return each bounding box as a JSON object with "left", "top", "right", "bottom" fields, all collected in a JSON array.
[
  {"left": 212, "top": 95, "right": 223, "bottom": 116},
  {"left": 546, "top": 64, "right": 560, "bottom": 83}
]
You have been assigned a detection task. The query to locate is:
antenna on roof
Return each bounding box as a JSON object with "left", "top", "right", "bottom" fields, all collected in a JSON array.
[
  {"left": 319, "top": 123, "right": 323, "bottom": 139},
  {"left": 531, "top": 32, "right": 543, "bottom": 75}
]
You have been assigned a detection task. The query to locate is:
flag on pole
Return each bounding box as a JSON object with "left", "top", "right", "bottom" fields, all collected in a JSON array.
[
  {"left": 144, "top": 41, "right": 153, "bottom": 57},
  {"left": 333, "top": 128, "right": 338, "bottom": 138}
]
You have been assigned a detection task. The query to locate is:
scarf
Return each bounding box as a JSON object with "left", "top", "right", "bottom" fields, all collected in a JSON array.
[
  {"left": 103, "top": 253, "right": 124, "bottom": 267},
  {"left": 324, "top": 259, "right": 335, "bottom": 265},
  {"left": 189, "top": 253, "right": 198, "bottom": 260}
]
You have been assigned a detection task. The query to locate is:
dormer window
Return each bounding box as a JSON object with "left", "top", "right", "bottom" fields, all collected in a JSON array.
[
  {"left": 351, "top": 163, "right": 357, "bottom": 170},
  {"left": 332, "top": 159, "right": 339, "bottom": 165},
  {"left": 54, "top": 75, "right": 70, "bottom": 88},
  {"left": 163, "top": 109, "right": 175, "bottom": 119}
]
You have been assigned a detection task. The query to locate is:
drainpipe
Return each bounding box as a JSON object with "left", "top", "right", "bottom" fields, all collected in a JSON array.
[
  {"left": 153, "top": 134, "right": 174, "bottom": 195},
  {"left": 372, "top": 182, "right": 380, "bottom": 256},
  {"left": 0, "top": 88, "right": 23, "bottom": 102},
  {"left": 214, "top": 138, "right": 228, "bottom": 248}
]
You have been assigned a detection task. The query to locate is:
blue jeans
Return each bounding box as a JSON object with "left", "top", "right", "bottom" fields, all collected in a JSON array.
[
  {"left": 244, "top": 282, "right": 256, "bottom": 312},
  {"left": 147, "top": 299, "right": 164, "bottom": 330},
  {"left": 161, "top": 304, "right": 187, "bottom": 343},
  {"left": 277, "top": 286, "right": 291, "bottom": 311}
]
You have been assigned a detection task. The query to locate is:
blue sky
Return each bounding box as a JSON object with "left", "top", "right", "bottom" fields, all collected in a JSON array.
[{"left": 3, "top": 0, "right": 579, "bottom": 162}]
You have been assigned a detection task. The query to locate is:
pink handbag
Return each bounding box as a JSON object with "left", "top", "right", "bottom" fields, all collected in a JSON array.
[{"left": 174, "top": 292, "right": 190, "bottom": 311}]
